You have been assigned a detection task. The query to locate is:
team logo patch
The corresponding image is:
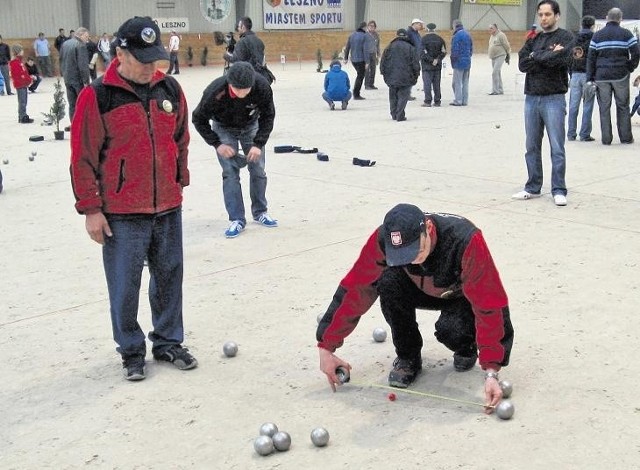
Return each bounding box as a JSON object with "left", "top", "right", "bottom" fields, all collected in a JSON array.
[
  {"left": 390, "top": 231, "right": 403, "bottom": 246},
  {"left": 141, "top": 27, "right": 156, "bottom": 44}
]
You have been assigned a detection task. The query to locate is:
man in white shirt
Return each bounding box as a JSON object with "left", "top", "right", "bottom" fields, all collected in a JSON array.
[{"left": 167, "top": 30, "right": 180, "bottom": 75}]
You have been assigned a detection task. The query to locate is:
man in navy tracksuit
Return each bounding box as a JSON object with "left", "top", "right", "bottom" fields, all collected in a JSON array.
[
  {"left": 586, "top": 7, "right": 640, "bottom": 145},
  {"left": 344, "top": 22, "right": 372, "bottom": 100}
]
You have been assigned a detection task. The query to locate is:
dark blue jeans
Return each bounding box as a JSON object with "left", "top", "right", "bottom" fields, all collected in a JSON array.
[
  {"left": 103, "top": 209, "right": 184, "bottom": 358},
  {"left": 421, "top": 69, "right": 442, "bottom": 104}
]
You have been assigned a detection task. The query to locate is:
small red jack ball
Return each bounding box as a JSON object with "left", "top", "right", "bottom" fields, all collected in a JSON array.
[{"left": 387, "top": 393, "right": 397, "bottom": 401}]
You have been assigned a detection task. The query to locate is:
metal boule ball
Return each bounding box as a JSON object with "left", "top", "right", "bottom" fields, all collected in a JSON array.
[
  {"left": 2, "top": 159, "right": 8, "bottom": 165},
  {"left": 253, "top": 435, "right": 274, "bottom": 456},
  {"left": 29, "top": 156, "right": 35, "bottom": 161},
  {"left": 499, "top": 380, "right": 513, "bottom": 399},
  {"left": 222, "top": 341, "right": 238, "bottom": 357},
  {"left": 372, "top": 327, "right": 387, "bottom": 342},
  {"left": 259, "top": 422, "right": 279, "bottom": 437},
  {"left": 272, "top": 431, "right": 291, "bottom": 451},
  {"left": 310, "top": 427, "right": 330, "bottom": 447},
  {"left": 335, "top": 366, "right": 350, "bottom": 384},
  {"left": 495, "top": 124, "right": 501, "bottom": 129},
  {"left": 31, "top": 151, "right": 37, "bottom": 157},
  {"left": 496, "top": 400, "right": 515, "bottom": 420}
]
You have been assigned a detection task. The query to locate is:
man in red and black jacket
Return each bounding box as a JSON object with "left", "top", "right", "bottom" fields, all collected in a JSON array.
[
  {"left": 70, "top": 16, "right": 197, "bottom": 382},
  {"left": 317, "top": 203, "right": 514, "bottom": 413}
]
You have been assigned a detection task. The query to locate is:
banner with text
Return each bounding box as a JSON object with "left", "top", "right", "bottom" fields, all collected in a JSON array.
[
  {"left": 263, "top": 0, "right": 344, "bottom": 30},
  {"left": 465, "top": 0, "right": 522, "bottom": 6}
]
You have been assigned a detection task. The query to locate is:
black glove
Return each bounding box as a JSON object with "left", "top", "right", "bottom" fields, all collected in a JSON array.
[{"left": 505, "top": 54, "right": 510, "bottom": 65}]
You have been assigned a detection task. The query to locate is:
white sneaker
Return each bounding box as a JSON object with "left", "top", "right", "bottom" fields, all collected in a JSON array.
[
  {"left": 511, "top": 190, "right": 541, "bottom": 200},
  {"left": 553, "top": 194, "right": 567, "bottom": 206}
]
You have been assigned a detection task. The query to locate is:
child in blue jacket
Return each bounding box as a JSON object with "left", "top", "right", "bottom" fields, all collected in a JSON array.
[{"left": 322, "top": 60, "right": 352, "bottom": 110}]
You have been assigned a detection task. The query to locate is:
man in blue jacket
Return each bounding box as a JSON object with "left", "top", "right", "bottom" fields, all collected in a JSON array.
[
  {"left": 344, "top": 22, "right": 372, "bottom": 100},
  {"left": 587, "top": 7, "right": 640, "bottom": 145},
  {"left": 322, "top": 60, "right": 351, "bottom": 110},
  {"left": 450, "top": 20, "right": 473, "bottom": 106}
]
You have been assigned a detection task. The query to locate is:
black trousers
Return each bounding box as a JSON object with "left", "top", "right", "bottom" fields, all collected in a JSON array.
[
  {"left": 388, "top": 85, "right": 411, "bottom": 120},
  {"left": 422, "top": 69, "right": 442, "bottom": 104},
  {"left": 352, "top": 61, "right": 366, "bottom": 97},
  {"left": 378, "top": 267, "right": 476, "bottom": 361}
]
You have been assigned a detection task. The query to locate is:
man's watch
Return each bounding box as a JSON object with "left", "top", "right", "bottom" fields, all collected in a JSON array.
[{"left": 485, "top": 371, "right": 499, "bottom": 381}]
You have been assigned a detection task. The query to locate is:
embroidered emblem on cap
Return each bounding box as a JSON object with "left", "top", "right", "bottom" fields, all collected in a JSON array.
[
  {"left": 391, "top": 231, "right": 403, "bottom": 246},
  {"left": 141, "top": 27, "right": 156, "bottom": 44},
  {"left": 162, "top": 100, "right": 173, "bottom": 113}
]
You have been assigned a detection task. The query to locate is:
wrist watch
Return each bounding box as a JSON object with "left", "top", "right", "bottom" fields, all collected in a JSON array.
[{"left": 485, "top": 371, "right": 499, "bottom": 381}]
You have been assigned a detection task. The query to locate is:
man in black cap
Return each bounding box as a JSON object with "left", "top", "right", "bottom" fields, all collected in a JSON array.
[
  {"left": 380, "top": 29, "right": 420, "bottom": 121},
  {"left": 70, "top": 16, "right": 197, "bottom": 381},
  {"left": 316, "top": 204, "right": 514, "bottom": 414},
  {"left": 420, "top": 23, "right": 447, "bottom": 107},
  {"left": 192, "top": 61, "right": 277, "bottom": 239}
]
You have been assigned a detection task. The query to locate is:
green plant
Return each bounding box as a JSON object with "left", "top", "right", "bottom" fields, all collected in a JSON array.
[
  {"left": 42, "top": 78, "right": 66, "bottom": 132},
  {"left": 331, "top": 50, "right": 340, "bottom": 60},
  {"left": 187, "top": 46, "right": 193, "bottom": 66},
  {"left": 200, "top": 46, "right": 208, "bottom": 66},
  {"left": 316, "top": 48, "right": 323, "bottom": 72}
]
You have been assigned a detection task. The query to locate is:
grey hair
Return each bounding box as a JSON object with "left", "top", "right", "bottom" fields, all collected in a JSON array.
[
  {"left": 74, "top": 27, "right": 89, "bottom": 37},
  {"left": 607, "top": 8, "right": 623, "bottom": 23}
]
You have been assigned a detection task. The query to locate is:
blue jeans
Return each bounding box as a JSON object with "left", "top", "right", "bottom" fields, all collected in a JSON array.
[
  {"left": 16, "top": 87, "right": 28, "bottom": 120},
  {"left": 596, "top": 76, "right": 633, "bottom": 144},
  {"left": 211, "top": 119, "right": 268, "bottom": 225},
  {"left": 567, "top": 73, "right": 594, "bottom": 140},
  {"left": 523, "top": 94, "right": 567, "bottom": 196},
  {"left": 103, "top": 209, "right": 185, "bottom": 358},
  {"left": 452, "top": 68, "right": 470, "bottom": 105},
  {"left": 322, "top": 90, "right": 352, "bottom": 106}
]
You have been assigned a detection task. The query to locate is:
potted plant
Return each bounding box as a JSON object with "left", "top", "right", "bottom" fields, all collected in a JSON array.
[
  {"left": 316, "top": 48, "right": 323, "bottom": 72},
  {"left": 186, "top": 46, "right": 193, "bottom": 67},
  {"left": 42, "top": 78, "right": 67, "bottom": 140},
  {"left": 200, "top": 46, "right": 208, "bottom": 66}
]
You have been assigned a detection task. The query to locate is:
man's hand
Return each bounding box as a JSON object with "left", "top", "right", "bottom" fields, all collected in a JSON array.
[
  {"left": 552, "top": 43, "right": 564, "bottom": 52},
  {"left": 505, "top": 54, "right": 510, "bottom": 65},
  {"left": 216, "top": 144, "right": 236, "bottom": 159},
  {"left": 85, "top": 212, "right": 112, "bottom": 245},
  {"left": 319, "top": 347, "right": 351, "bottom": 392},
  {"left": 483, "top": 372, "right": 503, "bottom": 414},
  {"left": 246, "top": 146, "right": 262, "bottom": 163}
]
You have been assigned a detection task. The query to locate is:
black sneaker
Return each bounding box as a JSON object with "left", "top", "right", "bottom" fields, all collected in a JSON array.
[
  {"left": 453, "top": 348, "right": 478, "bottom": 372},
  {"left": 154, "top": 345, "right": 198, "bottom": 370},
  {"left": 388, "top": 356, "right": 422, "bottom": 388},
  {"left": 122, "top": 355, "right": 146, "bottom": 381}
]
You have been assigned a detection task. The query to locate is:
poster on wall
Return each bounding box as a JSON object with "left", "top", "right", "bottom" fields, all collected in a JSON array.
[
  {"left": 201, "top": 0, "right": 233, "bottom": 24},
  {"left": 465, "top": 0, "right": 522, "bottom": 5},
  {"left": 263, "top": 0, "right": 344, "bottom": 30}
]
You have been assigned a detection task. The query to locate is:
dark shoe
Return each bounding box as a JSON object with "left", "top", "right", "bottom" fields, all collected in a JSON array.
[
  {"left": 64, "top": 126, "right": 71, "bottom": 132},
  {"left": 433, "top": 102, "right": 441, "bottom": 107},
  {"left": 408, "top": 96, "right": 416, "bottom": 101},
  {"left": 7, "top": 92, "right": 14, "bottom": 95},
  {"left": 354, "top": 95, "right": 365, "bottom": 100},
  {"left": 154, "top": 345, "right": 198, "bottom": 370},
  {"left": 365, "top": 86, "right": 378, "bottom": 90},
  {"left": 567, "top": 136, "right": 576, "bottom": 141},
  {"left": 488, "top": 92, "right": 499, "bottom": 95},
  {"left": 421, "top": 102, "right": 432, "bottom": 107},
  {"left": 621, "top": 139, "right": 634, "bottom": 144},
  {"left": 580, "top": 136, "right": 595, "bottom": 142},
  {"left": 20, "top": 116, "right": 34, "bottom": 124},
  {"left": 388, "top": 356, "right": 422, "bottom": 388},
  {"left": 123, "top": 355, "right": 146, "bottom": 381},
  {"left": 449, "top": 102, "right": 462, "bottom": 106},
  {"left": 341, "top": 100, "right": 348, "bottom": 110},
  {"left": 453, "top": 347, "right": 478, "bottom": 372},
  {"left": 329, "top": 102, "right": 335, "bottom": 110},
  {"left": 397, "top": 116, "right": 407, "bottom": 122}
]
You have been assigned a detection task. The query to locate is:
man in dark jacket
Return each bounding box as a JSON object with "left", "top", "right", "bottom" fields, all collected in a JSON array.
[
  {"left": 316, "top": 203, "right": 514, "bottom": 415},
  {"left": 567, "top": 15, "right": 596, "bottom": 142},
  {"left": 344, "top": 22, "right": 372, "bottom": 100},
  {"left": 0, "top": 35, "right": 12, "bottom": 95},
  {"left": 420, "top": 23, "right": 447, "bottom": 107},
  {"left": 226, "top": 17, "right": 273, "bottom": 84},
  {"left": 380, "top": 29, "right": 420, "bottom": 121},
  {"left": 192, "top": 61, "right": 277, "bottom": 239},
  {"left": 513, "top": 0, "right": 573, "bottom": 207},
  {"left": 70, "top": 16, "right": 196, "bottom": 381},
  {"left": 587, "top": 7, "right": 640, "bottom": 145},
  {"left": 60, "top": 28, "right": 91, "bottom": 124}
]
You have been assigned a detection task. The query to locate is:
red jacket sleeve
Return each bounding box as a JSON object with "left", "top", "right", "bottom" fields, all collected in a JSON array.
[
  {"left": 9, "top": 59, "right": 32, "bottom": 89},
  {"left": 461, "top": 232, "right": 512, "bottom": 371},
  {"left": 317, "top": 229, "right": 386, "bottom": 351}
]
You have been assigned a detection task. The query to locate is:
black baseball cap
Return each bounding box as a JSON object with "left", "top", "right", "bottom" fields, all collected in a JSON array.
[
  {"left": 116, "top": 16, "right": 169, "bottom": 63},
  {"left": 382, "top": 204, "right": 426, "bottom": 266}
]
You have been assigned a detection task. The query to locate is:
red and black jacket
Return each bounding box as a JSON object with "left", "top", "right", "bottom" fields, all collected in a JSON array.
[
  {"left": 317, "top": 212, "right": 513, "bottom": 371},
  {"left": 70, "top": 58, "right": 190, "bottom": 215},
  {"left": 9, "top": 58, "right": 32, "bottom": 89}
]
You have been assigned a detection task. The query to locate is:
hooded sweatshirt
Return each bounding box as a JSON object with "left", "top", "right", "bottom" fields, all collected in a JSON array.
[{"left": 324, "top": 62, "right": 351, "bottom": 101}]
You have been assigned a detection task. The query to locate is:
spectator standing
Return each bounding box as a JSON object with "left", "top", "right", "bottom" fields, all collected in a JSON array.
[
  {"left": 406, "top": 19, "right": 424, "bottom": 100},
  {"left": 567, "top": 15, "right": 596, "bottom": 142},
  {"left": 86, "top": 35, "right": 99, "bottom": 81},
  {"left": 513, "top": 0, "right": 573, "bottom": 207},
  {"left": 192, "top": 62, "right": 277, "bottom": 239},
  {"left": 69, "top": 16, "right": 196, "bottom": 381},
  {"left": 0, "top": 35, "right": 13, "bottom": 95},
  {"left": 9, "top": 44, "right": 34, "bottom": 123},
  {"left": 344, "top": 22, "right": 371, "bottom": 100},
  {"left": 54, "top": 28, "right": 68, "bottom": 53},
  {"left": 166, "top": 30, "right": 180, "bottom": 75},
  {"left": 420, "top": 23, "right": 447, "bottom": 107},
  {"left": 450, "top": 19, "right": 473, "bottom": 106},
  {"left": 98, "top": 33, "right": 111, "bottom": 67},
  {"left": 322, "top": 59, "right": 351, "bottom": 110},
  {"left": 364, "top": 20, "right": 380, "bottom": 90},
  {"left": 487, "top": 24, "right": 511, "bottom": 95},
  {"left": 60, "top": 27, "right": 91, "bottom": 128},
  {"left": 33, "top": 32, "right": 53, "bottom": 77},
  {"left": 380, "top": 29, "right": 420, "bottom": 122},
  {"left": 25, "top": 57, "right": 42, "bottom": 92},
  {"left": 587, "top": 7, "right": 640, "bottom": 145}
]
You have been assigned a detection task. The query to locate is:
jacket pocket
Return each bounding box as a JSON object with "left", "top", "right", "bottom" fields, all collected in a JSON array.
[{"left": 115, "top": 159, "right": 125, "bottom": 193}]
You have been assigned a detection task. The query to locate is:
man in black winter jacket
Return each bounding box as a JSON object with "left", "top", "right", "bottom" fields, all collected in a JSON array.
[
  {"left": 567, "top": 15, "right": 596, "bottom": 142},
  {"left": 380, "top": 29, "right": 420, "bottom": 122},
  {"left": 587, "top": 7, "right": 640, "bottom": 145},
  {"left": 225, "top": 17, "right": 273, "bottom": 84},
  {"left": 420, "top": 23, "right": 447, "bottom": 107}
]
